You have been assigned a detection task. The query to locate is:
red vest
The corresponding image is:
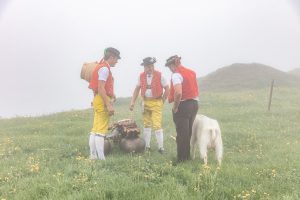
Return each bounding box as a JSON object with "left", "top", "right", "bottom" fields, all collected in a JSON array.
[
  {"left": 89, "top": 61, "right": 114, "bottom": 97},
  {"left": 168, "top": 66, "right": 199, "bottom": 103},
  {"left": 140, "top": 70, "right": 163, "bottom": 98}
]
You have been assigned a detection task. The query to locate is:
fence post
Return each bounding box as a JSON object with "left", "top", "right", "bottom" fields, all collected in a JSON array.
[{"left": 268, "top": 79, "right": 274, "bottom": 111}]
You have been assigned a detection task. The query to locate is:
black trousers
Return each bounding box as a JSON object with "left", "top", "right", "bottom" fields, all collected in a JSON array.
[{"left": 172, "top": 99, "right": 198, "bottom": 162}]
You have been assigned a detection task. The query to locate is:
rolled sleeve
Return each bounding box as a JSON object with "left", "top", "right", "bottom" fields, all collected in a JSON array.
[
  {"left": 98, "top": 67, "right": 109, "bottom": 81},
  {"left": 172, "top": 73, "right": 183, "bottom": 85}
]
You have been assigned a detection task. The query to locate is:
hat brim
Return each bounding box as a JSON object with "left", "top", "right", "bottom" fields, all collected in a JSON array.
[
  {"left": 141, "top": 61, "right": 156, "bottom": 66},
  {"left": 110, "top": 54, "right": 121, "bottom": 59},
  {"left": 165, "top": 60, "right": 174, "bottom": 66},
  {"left": 165, "top": 56, "right": 181, "bottom": 66}
]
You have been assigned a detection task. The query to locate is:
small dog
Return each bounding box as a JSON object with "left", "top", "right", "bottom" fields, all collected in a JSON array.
[{"left": 190, "top": 114, "right": 223, "bottom": 165}]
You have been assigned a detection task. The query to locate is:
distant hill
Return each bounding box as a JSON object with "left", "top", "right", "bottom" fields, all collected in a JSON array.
[
  {"left": 288, "top": 68, "right": 300, "bottom": 78},
  {"left": 198, "top": 63, "right": 300, "bottom": 91}
]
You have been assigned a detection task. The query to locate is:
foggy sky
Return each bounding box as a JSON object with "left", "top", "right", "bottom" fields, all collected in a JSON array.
[{"left": 1, "top": 0, "right": 300, "bottom": 118}]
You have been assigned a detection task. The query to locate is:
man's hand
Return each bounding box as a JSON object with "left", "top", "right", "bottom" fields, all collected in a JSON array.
[
  {"left": 106, "top": 104, "right": 115, "bottom": 116},
  {"left": 111, "top": 95, "right": 117, "bottom": 103},
  {"left": 129, "top": 103, "right": 134, "bottom": 111},
  {"left": 172, "top": 84, "right": 182, "bottom": 114},
  {"left": 162, "top": 86, "right": 170, "bottom": 104},
  {"left": 172, "top": 106, "right": 178, "bottom": 114}
]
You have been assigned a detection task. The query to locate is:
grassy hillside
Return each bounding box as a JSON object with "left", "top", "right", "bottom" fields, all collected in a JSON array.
[
  {"left": 1, "top": 88, "right": 300, "bottom": 200},
  {"left": 288, "top": 68, "right": 300, "bottom": 78},
  {"left": 198, "top": 63, "right": 300, "bottom": 91}
]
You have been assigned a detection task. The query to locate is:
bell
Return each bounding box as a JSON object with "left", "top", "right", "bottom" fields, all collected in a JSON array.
[
  {"left": 120, "top": 138, "right": 134, "bottom": 153},
  {"left": 133, "top": 137, "right": 146, "bottom": 153},
  {"left": 104, "top": 139, "right": 112, "bottom": 155},
  {"left": 119, "top": 137, "right": 145, "bottom": 153}
]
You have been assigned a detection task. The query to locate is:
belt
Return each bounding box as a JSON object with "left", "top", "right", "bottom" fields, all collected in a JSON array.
[
  {"left": 93, "top": 91, "right": 113, "bottom": 98},
  {"left": 144, "top": 97, "right": 162, "bottom": 101},
  {"left": 181, "top": 98, "right": 198, "bottom": 102}
]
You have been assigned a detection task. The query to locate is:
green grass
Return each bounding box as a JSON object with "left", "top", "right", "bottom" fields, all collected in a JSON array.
[{"left": 1, "top": 88, "right": 300, "bottom": 200}]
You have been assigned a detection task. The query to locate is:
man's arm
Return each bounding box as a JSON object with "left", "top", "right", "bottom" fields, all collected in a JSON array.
[
  {"left": 130, "top": 86, "right": 141, "bottom": 111},
  {"left": 172, "top": 84, "right": 182, "bottom": 113},
  {"left": 162, "top": 85, "right": 170, "bottom": 103},
  {"left": 98, "top": 80, "right": 114, "bottom": 115}
]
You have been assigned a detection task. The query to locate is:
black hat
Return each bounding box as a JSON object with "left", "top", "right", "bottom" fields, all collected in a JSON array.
[
  {"left": 140, "top": 57, "right": 156, "bottom": 66},
  {"left": 165, "top": 55, "right": 181, "bottom": 66},
  {"left": 104, "top": 47, "right": 121, "bottom": 59}
]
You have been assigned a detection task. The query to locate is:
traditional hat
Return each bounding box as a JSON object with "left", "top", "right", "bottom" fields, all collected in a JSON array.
[
  {"left": 140, "top": 57, "right": 156, "bottom": 66},
  {"left": 165, "top": 55, "right": 181, "bottom": 66}
]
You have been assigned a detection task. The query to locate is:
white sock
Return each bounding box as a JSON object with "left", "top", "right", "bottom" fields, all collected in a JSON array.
[
  {"left": 143, "top": 128, "right": 152, "bottom": 148},
  {"left": 155, "top": 129, "right": 164, "bottom": 150},
  {"left": 95, "top": 134, "right": 105, "bottom": 160},
  {"left": 89, "top": 133, "right": 97, "bottom": 159}
]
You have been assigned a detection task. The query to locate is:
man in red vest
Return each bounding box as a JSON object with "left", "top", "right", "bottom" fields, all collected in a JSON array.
[
  {"left": 88, "top": 47, "right": 120, "bottom": 160},
  {"left": 130, "top": 57, "right": 170, "bottom": 153},
  {"left": 165, "top": 55, "right": 199, "bottom": 162}
]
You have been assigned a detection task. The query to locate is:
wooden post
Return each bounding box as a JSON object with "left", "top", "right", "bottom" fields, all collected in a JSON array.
[{"left": 268, "top": 79, "right": 274, "bottom": 111}]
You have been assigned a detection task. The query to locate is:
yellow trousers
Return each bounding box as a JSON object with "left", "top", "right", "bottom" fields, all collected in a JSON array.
[
  {"left": 143, "top": 99, "right": 163, "bottom": 131},
  {"left": 91, "top": 95, "right": 110, "bottom": 135}
]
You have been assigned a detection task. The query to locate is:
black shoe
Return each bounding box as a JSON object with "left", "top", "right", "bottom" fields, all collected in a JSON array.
[
  {"left": 158, "top": 148, "right": 165, "bottom": 154},
  {"left": 145, "top": 147, "right": 151, "bottom": 152}
]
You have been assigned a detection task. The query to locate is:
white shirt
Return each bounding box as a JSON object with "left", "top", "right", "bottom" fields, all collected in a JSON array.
[
  {"left": 98, "top": 67, "right": 109, "bottom": 81},
  {"left": 171, "top": 73, "right": 183, "bottom": 85},
  {"left": 137, "top": 73, "right": 168, "bottom": 98}
]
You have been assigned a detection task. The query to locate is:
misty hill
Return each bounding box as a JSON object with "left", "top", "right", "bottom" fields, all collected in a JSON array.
[
  {"left": 288, "top": 68, "right": 300, "bottom": 78},
  {"left": 198, "top": 63, "right": 300, "bottom": 91}
]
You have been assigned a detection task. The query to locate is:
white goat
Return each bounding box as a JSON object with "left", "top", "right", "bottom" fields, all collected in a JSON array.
[{"left": 190, "top": 114, "right": 223, "bottom": 165}]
